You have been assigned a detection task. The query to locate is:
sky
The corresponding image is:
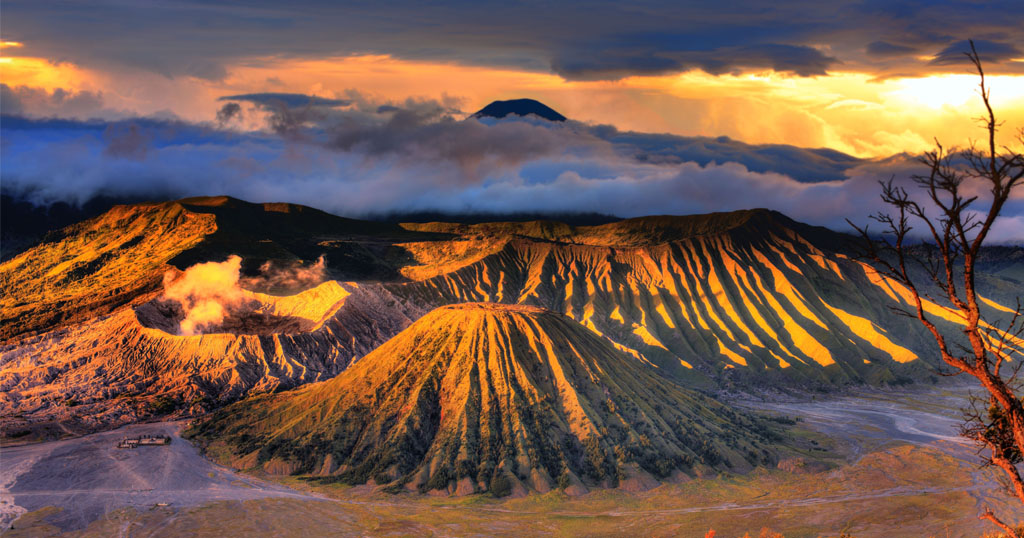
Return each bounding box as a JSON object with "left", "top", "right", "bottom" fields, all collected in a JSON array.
[{"left": 2, "top": 0, "right": 1023, "bottom": 240}]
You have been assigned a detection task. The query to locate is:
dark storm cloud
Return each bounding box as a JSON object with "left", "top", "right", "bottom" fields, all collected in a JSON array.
[
  {"left": 930, "top": 39, "right": 1023, "bottom": 66},
  {"left": 219, "top": 93, "right": 352, "bottom": 108},
  {"left": 552, "top": 44, "right": 838, "bottom": 79},
  {"left": 216, "top": 102, "right": 242, "bottom": 124},
  {"left": 866, "top": 41, "right": 918, "bottom": 57},
  {"left": 326, "top": 109, "right": 597, "bottom": 180},
  {"left": 1, "top": 84, "right": 108, "bottom": 118},
  {"left": 218, "top": 93, "right": 353, "bottom": 136},
  {"left": 604, "top": 131, "right": 860, "bottom": 183},
  {"left": 102, "top": 123, "right": 151, "bottom": 159},
  {"left": 4, "top": 1, "right": 1023, "bottom": 81}
]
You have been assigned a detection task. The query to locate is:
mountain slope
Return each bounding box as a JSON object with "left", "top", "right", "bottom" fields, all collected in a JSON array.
[
  {"left": 390, "top": 210, "right": 965, "bottom": 388},
  {"left": 0, "top": 196, "right": 438, "bottom": 341},
  {"left": 3, "top": 198, "right": 1021, "bottom": 440},
  {"left": 189, "top": 303, "right": 789, "bottom": 495},
  {"left": 0, "top": 202, "right": 216, "bottom": 341}
]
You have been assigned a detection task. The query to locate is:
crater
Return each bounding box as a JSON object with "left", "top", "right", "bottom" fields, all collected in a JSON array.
[{"left": 135, "top": 280, "right": 351, "bottom": 336}]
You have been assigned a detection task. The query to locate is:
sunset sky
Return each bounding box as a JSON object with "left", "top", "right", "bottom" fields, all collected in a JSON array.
[{"left": 2, "top": 1, "right": 1023, "bottom": 239}]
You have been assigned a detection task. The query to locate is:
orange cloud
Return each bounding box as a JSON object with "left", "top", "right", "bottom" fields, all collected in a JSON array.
[
  {"left": 0, "top": 56, "right": 92, "bottom": 91},
  {"left": 5, "top": 49, "right": 1023, "bottom": 159},
  {"left": 215, "top": 55, "right": 1024, "bottom": 158}
]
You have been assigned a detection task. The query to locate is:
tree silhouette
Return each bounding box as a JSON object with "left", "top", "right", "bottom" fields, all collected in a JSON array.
[{"left": 850, "top": 40, "right": 1024, "bottom": 536}]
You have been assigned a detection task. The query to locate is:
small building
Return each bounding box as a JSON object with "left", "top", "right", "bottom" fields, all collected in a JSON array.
[{"left": 117, "top": 435, "right": 171, "bottom": 449}]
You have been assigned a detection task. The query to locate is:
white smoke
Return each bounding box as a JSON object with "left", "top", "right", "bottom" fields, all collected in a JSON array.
[
  {"left": 161, "top": 255, "right": 330, "bottom": 335},
  {"left": 240, "top": 255, "right": 328, "bottom": 292},
  {"left": 161, "top": 256, "right": 247, "bottom": 336}
]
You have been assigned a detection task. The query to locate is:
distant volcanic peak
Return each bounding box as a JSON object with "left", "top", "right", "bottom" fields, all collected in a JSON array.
[
  {"left": 194, "top": 302, "right": 785, "bottom": 496},
  {"left": 472, "top": 98, "right": 567, "bottom": 122}
]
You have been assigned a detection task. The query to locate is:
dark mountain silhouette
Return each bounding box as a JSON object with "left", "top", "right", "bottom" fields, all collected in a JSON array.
[{"left": 472, "top": 99, "right": 567, "bottom": 122}]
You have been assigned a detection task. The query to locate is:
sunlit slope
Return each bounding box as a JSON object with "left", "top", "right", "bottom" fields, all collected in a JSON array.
[
  {"left": 0, "top": 202, "right": 216, "bottom": 340},
  {"left": 396, "top": 211, "right": 786, "bottom": 279},
  {"left": 190, "top": 303, "right": 790, "bottom": 495},
  {"left": 392, "top": 210, "right": 1001, "bottom": 387}
]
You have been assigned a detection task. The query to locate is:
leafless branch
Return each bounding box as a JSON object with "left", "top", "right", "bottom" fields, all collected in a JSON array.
[{"left": 853, "top": 39, "right": 1024, "bottom": 534}]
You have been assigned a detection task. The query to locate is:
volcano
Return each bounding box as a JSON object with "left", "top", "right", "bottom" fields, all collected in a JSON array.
[
  {"left": 4, "top": 197, "right": 1022, "bottom": 441},
  {"left": 188, "top": 303, "right": 788, "bottom": 495},
  {"left": 472, "top": 99, "right": 567, "bottom": 122}
]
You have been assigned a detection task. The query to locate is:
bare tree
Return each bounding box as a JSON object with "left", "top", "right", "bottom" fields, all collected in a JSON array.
[{"left": 849, "top": 40, "right": 1024, "bottom": 536}]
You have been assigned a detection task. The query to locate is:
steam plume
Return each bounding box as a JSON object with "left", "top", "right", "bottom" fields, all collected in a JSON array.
[
  {"left": 241, "top": 256, "right": 327, "bottom": 292},
  {"left": 162, "top": 255, "right": 330, "bottom": 335},
  {"left": 162, "top": 256, "right": 247, "bottom": 335}
]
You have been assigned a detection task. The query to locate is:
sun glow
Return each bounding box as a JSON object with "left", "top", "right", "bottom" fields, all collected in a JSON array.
[
  {"left": 890, "top": 74, "right": 991, "bottom": 109},
  {"left": 0, "top": 56, "right": 93, "bottom": 92}
]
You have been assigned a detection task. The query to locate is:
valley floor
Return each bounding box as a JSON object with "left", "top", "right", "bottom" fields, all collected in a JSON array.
[{"left": 3, "top": 384, "right": 1021, "bottom": 537}]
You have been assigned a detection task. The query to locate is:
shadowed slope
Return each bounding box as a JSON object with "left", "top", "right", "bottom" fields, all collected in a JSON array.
[
  {"left": 190, "top": 303, "right": 787, "bottom": 496},
  {"left": 167, "top": 196, "right": 427, "bottom": 282}
]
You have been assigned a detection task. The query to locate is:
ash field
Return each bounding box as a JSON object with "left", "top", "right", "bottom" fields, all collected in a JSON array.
[{"left": 1, "top": 421, "right": 324, "bottom": 532}]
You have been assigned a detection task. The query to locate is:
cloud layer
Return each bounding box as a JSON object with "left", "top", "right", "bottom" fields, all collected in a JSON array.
[{"left": 2, "top": 95, "right": 1021, "bottom": 242}]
